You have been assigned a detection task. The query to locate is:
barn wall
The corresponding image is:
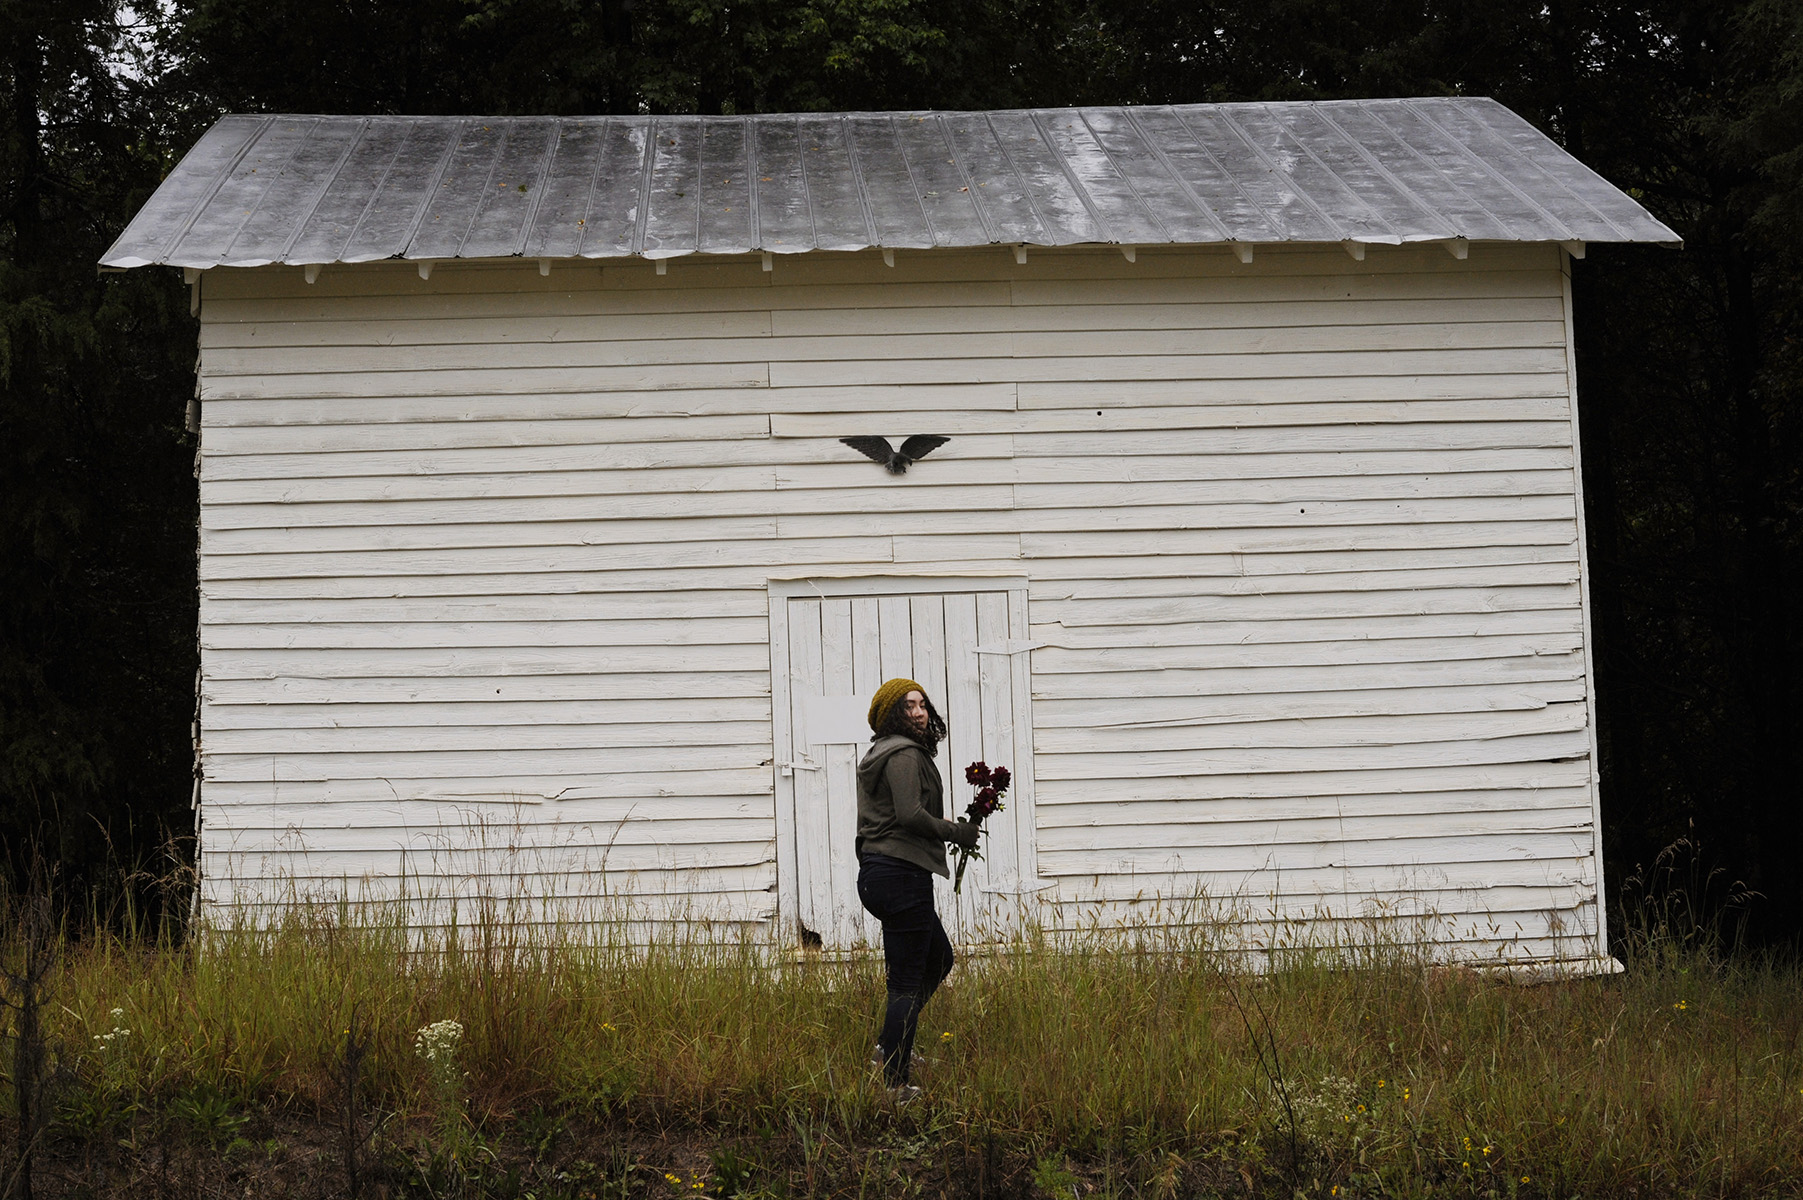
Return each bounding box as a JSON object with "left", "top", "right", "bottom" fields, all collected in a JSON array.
[{"left": 194, "top": 243, "right": 1602, "bottom": 959}]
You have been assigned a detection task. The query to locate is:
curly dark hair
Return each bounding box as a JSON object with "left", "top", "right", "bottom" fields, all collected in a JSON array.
[{"left": 875, "top": 689, "right": 948, "bottom": 757}]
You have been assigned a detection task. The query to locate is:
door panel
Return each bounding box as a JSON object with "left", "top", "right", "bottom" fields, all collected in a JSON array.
[{"left": 777, "top": 584, "right": 1036, "bottom": 950}]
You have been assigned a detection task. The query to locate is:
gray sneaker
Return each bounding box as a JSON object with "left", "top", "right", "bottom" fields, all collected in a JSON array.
[
  {"left": 887, "top": 1083, "right": 922, "bottom": 1106},
  {"left": 871, "top": 1044, "right": 930, "bottom": 1069}
]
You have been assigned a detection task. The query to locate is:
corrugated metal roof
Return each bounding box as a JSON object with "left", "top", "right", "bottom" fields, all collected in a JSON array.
[{"left": 101, "top": 98, "right": 1679, "bottom": 269}]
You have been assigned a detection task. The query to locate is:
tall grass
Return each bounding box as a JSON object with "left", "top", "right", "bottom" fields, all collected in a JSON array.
[{"left": 5, "top": 887, "right": 1802, "bottom": 1198}]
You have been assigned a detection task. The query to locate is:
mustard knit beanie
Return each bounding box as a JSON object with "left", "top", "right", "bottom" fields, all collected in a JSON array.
[{"left": 868, "top": 678, "right": 925, "bottom": 732}]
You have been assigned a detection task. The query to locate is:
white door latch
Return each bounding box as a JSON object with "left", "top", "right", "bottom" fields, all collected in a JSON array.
[{"left": 777, "top": 758, "right": 823, "bottom": 776}]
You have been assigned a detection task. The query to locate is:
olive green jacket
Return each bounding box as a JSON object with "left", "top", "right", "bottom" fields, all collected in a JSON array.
[{"left": 854, "top": 734, "right": 958, "bottom": 878}]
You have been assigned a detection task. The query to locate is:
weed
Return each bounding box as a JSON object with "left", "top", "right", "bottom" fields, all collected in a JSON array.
[
  {"left": 165, "top": 1080, "right": 250, "bottom": 1148},
  {"left": 0, "top": 885, "right": 1797, "bottom": 1198}
]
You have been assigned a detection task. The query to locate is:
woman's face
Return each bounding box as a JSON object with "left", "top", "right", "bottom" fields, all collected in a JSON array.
[{"left": 902, "top": 690, "right": 929, "bottom": 733}]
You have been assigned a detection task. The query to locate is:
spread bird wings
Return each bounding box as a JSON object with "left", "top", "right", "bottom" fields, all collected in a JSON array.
[
  {"left": 898, "top": 435, "right": 950, "bottom": 461},
  {"left": 839, "top": 436, "right": 894, "bottom": 463}
]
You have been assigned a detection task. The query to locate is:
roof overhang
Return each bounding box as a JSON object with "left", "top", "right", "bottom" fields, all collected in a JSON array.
[{"left": 102, "top": 99, "right": 1681, "bottom": 272}]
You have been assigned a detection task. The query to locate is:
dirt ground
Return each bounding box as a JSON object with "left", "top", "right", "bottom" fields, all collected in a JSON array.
[{"left": 15, "top": 1107, "right": 1254, "bottom": 1200}]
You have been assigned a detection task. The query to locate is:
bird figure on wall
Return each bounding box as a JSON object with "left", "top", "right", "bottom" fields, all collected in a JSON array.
[{"left": 839, "top": 435, "right": 950, "bottom": 474}]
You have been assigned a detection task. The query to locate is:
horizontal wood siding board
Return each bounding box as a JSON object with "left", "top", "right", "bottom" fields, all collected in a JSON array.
[
  {"left": 198, "top": 858, "right": 777, "bottom": 892},
  {"left": 188, "top": 544, "right": 1581, "bottom": 601},
  {"left": 1031, "top": 730, "right": 1589, "bottom": 778},
  {"left": 1031, "top": 681, "right": 1585, "bottom": 731},
  {"left": 197, "top": 376, "right": 1567, "bottom": 434},
  {"left": 199, "top": 319, "right": 1569, "bottom": 372},
  {"left": 202, "top": 744, "right": 774, "bottom": 781},
  {"left": 196, "top": 244, "right": 1599, "bottom": 954},
  {"left": 202, "top": 768, "right": 775, "bottom": 802},
  {"left": 1036, "top": 807, "right": 1595, "bottom": 853},
  {"left": 193, "top": 559, "right": 1578, "bottom": 620},
  {"left": 197, "top": 449, "right": 1573, "bottom": 502},
  {"left": 204, "top": 720, "right": 775, "bottom": 754},
  {"left": 1039, "top": 786, "right": 1594, "bottom": 825},
  {"left": 202, "top": 672, "right": 770, "bottom": 704},
  {"left": 197, "top": 470, "right": 1574, "bottom": 530},
  {"left": 198, "top": 492, "right": 1575, "bottom": 543},
  {"left": 1029, "top": 635, "right": 1585, "bottom": 676},
  {"left": 198, "top": 296, "right": 1567, "bottom": 349},
  {"left": 1028, "top": 760, "right": 1591, "bottom": 804},
  {"left": 198, "top": 499, "right": 1577, "bottom": 558},
  {"left": 202, "top": 404, "right": 1566, "bottom": 456}
]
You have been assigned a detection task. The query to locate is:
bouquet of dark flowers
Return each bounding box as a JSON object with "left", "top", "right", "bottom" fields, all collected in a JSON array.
[{"left": 953, "top": 761, "right": 1012, "bottom": 894}]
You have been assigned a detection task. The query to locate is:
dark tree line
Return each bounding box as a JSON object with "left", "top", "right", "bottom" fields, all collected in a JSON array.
[{"left": 4, "top": 0, "right": 1799, "bottom": 944}]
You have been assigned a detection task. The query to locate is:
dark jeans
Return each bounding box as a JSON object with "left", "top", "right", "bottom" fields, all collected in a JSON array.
[{"left": 856, "top": 852, "right": 955, "bottom": 1086}]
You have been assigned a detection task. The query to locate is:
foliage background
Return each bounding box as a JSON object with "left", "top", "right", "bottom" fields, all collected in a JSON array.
[{"left": 3, "top": 0, "right": 1798, "bottom": 943}]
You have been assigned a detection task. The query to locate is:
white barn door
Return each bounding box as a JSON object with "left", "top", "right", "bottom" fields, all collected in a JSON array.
[{"left": 771, "top": 579, "right": 1039, "bottom": 952}]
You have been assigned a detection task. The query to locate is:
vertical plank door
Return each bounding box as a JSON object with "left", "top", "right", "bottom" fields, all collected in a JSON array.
[{"left": 776, "top": 584, "right": 1038, "bottom": 951}]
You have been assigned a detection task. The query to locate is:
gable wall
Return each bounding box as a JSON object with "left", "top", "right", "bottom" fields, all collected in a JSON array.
[{"left": 194, "top": 243, "right": 1603, "bottom": 959}]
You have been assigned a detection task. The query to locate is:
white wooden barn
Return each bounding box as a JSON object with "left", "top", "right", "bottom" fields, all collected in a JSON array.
[{"left": 104, "top": 99, "right": 1677, "bottom": 966}]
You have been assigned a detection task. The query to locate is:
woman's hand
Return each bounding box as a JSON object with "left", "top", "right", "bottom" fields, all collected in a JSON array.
[{"left": 947, "top": 820, "right": 979, "bottom": 850}]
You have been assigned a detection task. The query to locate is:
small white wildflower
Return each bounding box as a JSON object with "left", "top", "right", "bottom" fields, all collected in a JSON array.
[
  {"left": 414, "top": 1019, "right": 464, "bottom": 1065},
  {"left": 93, "top": 1011, "right": 131, "bottom": 1049}
]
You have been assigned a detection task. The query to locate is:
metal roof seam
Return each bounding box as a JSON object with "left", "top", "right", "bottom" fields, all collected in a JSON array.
[
  {"left": 392, "top": 119, "right": 469, "bottom": 261},
  {"left": 1023, "top": 109, "right": 1113, "bottom": 245},
  {"left": 931, "top": 115, "right": 999, "bottom": 245},
  {"left": 1257, "top": 102, "right": 1404, "bottom": 243},
  {"left": 162, "top": 115, "right": 273, "bottom": 268},
  {"left": 744, "top": 117, "right": 762, "bottom": 253},
  {"left": 979, "top": 110, "right": 1055, "bottom": 245},
  {"left": 1117, "top": 106, "right": 1232, "bottom": 243},
  {"left": 789, "top": 115, "right": 820, "bottom": 252},
  {"left": 691, "top": 117, "right": 706, "bottom": 256},
  {"left": 330, "top": 119, "right": 416, "bottom": 264},
  {"left": 1305, "top": 105, "right": 1454, "bottom": 242},
  {"left": 1398, "top": 100, "right": 1573, "bottom": 242},
  {"left": 459, "top": 120, "right": 515, "bottom": 256},
  {"left": 1345, "top": 103, "right": 1521, "bottom": 241},
  {"left": 214, "top": 116, "right": 324, "bottom": 267},
  {"left": 1075, "top": 107, "right": 1174, "bottom": 244},
  {"left": 508, "top": 120, "right": 559, "bottom": 258},
  {"left": 630, "top": 118, "right": 657, "bottom": 256},
  {"left": 1215, "top": 105, "right": 1347, "bottom": 241},
  {"left": 973, "top": 109, "right": 1052, "bottom": 243},
  {"left": 269, "top": 116, "right": 370, "bottom": 265},
  {"left": 836, "top": 115, "right": 881, "bottom": 251},
  {"left": 571, "top": 117, "right": 614, "bottom": 259},
  {"left": 887, "top": 114, "right": 941, "bottom": 248},
  {"left": 1158, "top": 105, "right": 1282, "bottom": 243},
  {"left": 1462, "top": 100, "right": 1637, "bottom": 242}
]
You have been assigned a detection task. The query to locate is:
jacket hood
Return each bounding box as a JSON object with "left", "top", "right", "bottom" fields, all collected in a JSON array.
[{"left": 857, "top": 734, "right": 930, "bottom": 791}]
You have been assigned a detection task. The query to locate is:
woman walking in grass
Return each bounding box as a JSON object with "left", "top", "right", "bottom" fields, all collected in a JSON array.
[{"left": 854, "top": 678, "right": 980, "bottom": 1103}]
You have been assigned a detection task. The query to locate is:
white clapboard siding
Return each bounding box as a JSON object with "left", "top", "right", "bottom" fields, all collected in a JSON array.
[
  {"left": 193, "top": 241, "right": 1607, "bottom": 963},
  {"left": 199, "top": 461, "right": 1577, "bottom": 524},
  {"left": 201, "top": 696, "right": 771, "bottom": 731}
]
